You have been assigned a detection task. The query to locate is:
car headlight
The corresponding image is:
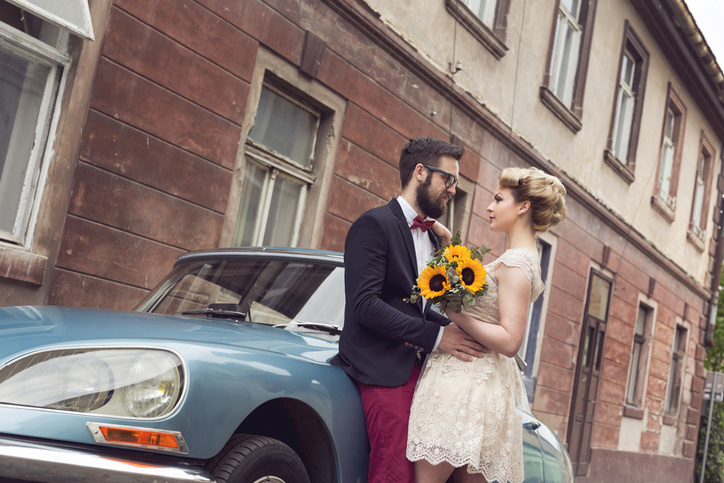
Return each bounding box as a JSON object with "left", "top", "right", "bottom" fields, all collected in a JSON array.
[{"left": 0, "top": 348, "right": 184, "bottom": 419}]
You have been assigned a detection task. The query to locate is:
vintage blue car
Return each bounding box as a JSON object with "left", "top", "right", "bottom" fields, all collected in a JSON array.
[{"left": 0, "top": 247, "right": 573, "bottom": 482}]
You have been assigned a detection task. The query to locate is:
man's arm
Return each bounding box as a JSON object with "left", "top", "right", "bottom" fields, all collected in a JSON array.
[{"left": 345, "top": 213, "right": 441, "bottom": 352}]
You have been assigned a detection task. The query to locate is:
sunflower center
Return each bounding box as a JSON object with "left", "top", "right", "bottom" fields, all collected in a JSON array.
[
  {"left": 461, "top": 267, "right": 476, "bottom": 285},
  {"left": 429, "top": 274, "right": 447, "bottom": 292}
]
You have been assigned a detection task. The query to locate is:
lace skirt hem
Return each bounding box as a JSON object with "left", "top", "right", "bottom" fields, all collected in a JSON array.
[{"left": 406, "top": 446, "right": 523, "bottom": 483}]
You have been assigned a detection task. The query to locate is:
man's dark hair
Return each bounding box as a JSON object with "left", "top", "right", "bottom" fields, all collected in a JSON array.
[{"left": 399, "top": 137, "right": 464, "bottom": 188}]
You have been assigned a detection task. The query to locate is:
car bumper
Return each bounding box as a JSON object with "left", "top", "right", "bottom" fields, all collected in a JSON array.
[{"left": 0, "top": 436, "right": 215, "bottom": 483}]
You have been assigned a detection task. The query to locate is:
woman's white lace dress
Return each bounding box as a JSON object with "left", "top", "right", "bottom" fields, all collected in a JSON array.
[{"left": 407, "top": 248, "right": 544, "bottom": 483}]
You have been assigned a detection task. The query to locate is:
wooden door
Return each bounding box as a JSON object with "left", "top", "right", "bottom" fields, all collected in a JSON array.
[{"left": 567, "top": 271, "right": 612, "bottom": 476}]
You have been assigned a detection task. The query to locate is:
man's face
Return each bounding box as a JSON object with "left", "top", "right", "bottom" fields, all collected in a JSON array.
[{"left": 416, "top": 155, "right": 459, "bottom": 219}]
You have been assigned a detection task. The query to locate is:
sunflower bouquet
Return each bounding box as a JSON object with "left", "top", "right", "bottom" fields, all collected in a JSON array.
[{"left": 405, "top": 232, "right": 490, "bottom": 313}]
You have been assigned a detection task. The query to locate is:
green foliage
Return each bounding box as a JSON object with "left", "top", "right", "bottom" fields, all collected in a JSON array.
[
  {"left": 696, "top": 266, "right": 724, "bottom": 482},
  {"left": 705, "top": 284, "right": 724, "bottom": 372},
  {"left": 697, "top": 401, "right": 724, "bottom": 483}
]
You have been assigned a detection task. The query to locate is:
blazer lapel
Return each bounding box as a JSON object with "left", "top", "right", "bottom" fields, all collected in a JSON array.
[{"left": 389, "top": 199, "right": 419, "bottom": 281}]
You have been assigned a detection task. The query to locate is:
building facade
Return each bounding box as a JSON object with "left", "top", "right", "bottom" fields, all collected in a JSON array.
[{"left": 1, "top": 0, "right": 723, "bottom": 481}]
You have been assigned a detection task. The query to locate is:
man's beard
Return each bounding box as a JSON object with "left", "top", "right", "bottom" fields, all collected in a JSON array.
[{"left": 416, "top": 177, "right": 448, "bottom": 219}]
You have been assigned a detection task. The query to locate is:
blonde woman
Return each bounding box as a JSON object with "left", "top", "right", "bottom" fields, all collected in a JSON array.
[{"left": 407, "top": 167, "right": 567, "bottom": 483}]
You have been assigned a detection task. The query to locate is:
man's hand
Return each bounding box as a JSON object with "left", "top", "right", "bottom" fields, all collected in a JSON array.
[{"left": 437, "top": 323, "right": 487, "bottom": 362}]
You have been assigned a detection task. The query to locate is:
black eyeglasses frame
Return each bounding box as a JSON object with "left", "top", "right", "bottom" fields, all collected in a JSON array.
[{"left": 421, "top": 164, "right": 458, "bottom": 189}]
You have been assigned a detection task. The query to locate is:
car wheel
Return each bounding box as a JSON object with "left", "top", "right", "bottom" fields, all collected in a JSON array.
[{"left": 205, "top": 434, "right": 311, "bottom": 483}]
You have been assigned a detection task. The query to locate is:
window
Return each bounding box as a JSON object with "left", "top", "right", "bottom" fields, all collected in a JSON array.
[
  {"left": 519, "top": 237, "right": 554, "bottom": 403},
  {"left": 438, "top": 174, "right": 474, "bottom": 238},
  {"left": 540, "top": 0, "right": 597, "bottom": 132},
  {"left": 233, "top": 84, "right": 320, "bottom": 247},
  {"left": 651, "top": 84, "right": 686, "bottom": 220},
  {"left": 462, "top": 0, "right": 497, "bottom": 27},
  {"left": 446, "top": 0, "right": 512, "bottom": 59},
  {"left": 0, "top": 5, "right": 72, "bottom": 246},
  {"left": 611, "top": 53, "right": 636, "bottom": 162},
  {"left": 604, "top": 22, "right": 649, "bottom": 183},
  {"left": 689, "top": 132, "right": 714, "bottom": 247},
  {"left": 665, "top": 325, "right": 687, "bottom": 416},
  {"left": 626, "top": 304, "right": 652, "bottom": 409}
]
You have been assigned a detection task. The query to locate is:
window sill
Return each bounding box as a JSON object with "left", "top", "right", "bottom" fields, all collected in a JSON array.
[
  {"left": 623, "top": 405, "right": 644, "bottom": 420},
  {"left": 687, "top": 228, "right": 705, "bottom": 252},
  {"left": 539, "top": 87, "right": 582, "bottom": 133},
  {"left": 445, "top": 0, "right": 507, "bottom": 59},
  {"left": 0, "top": 245, "right": 48, "bottom": 286},
  {"left": 651, "top": 195, "right": 675, "bottom": 223},
  {"left": 663, "top": 414, "right": 677, "bottom": 426},
  {"left": 603, "top": 150, "right": 635, "bottom": 184}
]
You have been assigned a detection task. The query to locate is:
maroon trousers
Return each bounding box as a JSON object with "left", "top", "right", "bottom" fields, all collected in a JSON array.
[{"left": 357, "top": 364, "right": 421, "bottom": 483}]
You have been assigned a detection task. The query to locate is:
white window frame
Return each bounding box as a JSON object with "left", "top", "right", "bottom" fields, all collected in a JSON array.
[
  {"left": 664, "top": 323, "right": 688, "bottom": 415},
  {"left": 548, "top": 0, "right": 582, "bottom": 107},
  {"left": 519, "top": 231, "right": 557, "bottom": 403},
  {"left": 690, "top": 144, "right": 711, "bottom": 241},
  {"left": 6, "top": 0, "right": 93, "bottom": 40},
  {"left": 625, "top": 301, "right": 655, "bottom": 408},
  {"left": 462, "top": 0, "right": 498, "bottom": 27},
  {"left": 657, "top": 108, "right": 677, "bottom": 210},
  {"left": 611, "top": 53, "right": 636, "bottom": 164},
  {"left": 233, "top": 84, "right": 320, "bottom": 248},
  {"left": 238, "top": 152, "right": 310, "bottom": 247},
  {"left": 0, "top": 20, "right": 70, "bottom": 247}
]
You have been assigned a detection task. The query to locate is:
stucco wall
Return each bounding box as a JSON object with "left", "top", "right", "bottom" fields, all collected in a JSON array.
[{"left": 364, "top": 0, "right": 723, "bottom": 286}]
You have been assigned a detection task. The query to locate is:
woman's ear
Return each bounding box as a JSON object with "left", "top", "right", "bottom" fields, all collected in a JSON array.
[{"left": 517, "top": 200, "right": 531, "bottom": 215}]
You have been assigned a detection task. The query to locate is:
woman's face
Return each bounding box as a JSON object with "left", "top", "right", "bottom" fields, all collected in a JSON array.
[{"left": 487, "top": 186, "right": 523, "bottom": 232}]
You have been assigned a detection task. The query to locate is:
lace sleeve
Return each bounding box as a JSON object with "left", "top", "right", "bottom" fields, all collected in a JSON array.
[
  {"left": 494, "top": 250, "right": 535, "bottom": 281},
  {"left": 494, "top": 249, "right": 544, "bottom": 301}
]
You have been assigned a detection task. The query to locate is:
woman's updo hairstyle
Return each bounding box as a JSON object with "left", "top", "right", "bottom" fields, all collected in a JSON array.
[{"left": 498, "top": 167, "right": 567, "bottom": 232}]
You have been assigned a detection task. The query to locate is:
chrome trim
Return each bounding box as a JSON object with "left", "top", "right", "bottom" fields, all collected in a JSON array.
[
  {"left": 0, "top": 436, "right": 214, "bottom": 482},
  {"left": 87, "top": 422, "right": 189, "bottom": 454}
]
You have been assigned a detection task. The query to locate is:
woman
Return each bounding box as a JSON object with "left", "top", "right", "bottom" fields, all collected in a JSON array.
[{"left": 407, "top": 167, "right": 567, "bottom": 483}]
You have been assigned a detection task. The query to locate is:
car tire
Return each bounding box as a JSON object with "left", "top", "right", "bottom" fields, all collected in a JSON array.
[{"left": 205, "top": 434, "right": 311, "bottom": 483}]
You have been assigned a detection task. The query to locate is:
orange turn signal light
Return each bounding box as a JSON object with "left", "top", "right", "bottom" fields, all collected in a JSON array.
[{"left": 99, "top": 426, "right": 180, "bottom": 449}]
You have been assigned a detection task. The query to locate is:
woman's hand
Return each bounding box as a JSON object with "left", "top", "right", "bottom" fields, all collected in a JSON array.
[{"left": 432, "top": 221, "right": 452, "bottom": 245}]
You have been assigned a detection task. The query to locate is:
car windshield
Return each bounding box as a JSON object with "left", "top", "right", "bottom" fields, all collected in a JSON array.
[{"left": 137, "top": 257, "right": 346, "bottom": 332}]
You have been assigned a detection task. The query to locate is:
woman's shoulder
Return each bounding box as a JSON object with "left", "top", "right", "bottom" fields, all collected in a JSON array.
[{"left": 495, "top": 248, "right": 540, "bottom": 281}]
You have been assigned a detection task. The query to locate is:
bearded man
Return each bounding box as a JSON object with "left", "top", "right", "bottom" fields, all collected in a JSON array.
[{"left": 331, "top": 137, "right": 485, "bottom": 483}]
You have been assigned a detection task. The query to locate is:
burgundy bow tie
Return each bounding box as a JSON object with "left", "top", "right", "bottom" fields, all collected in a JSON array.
[{"left": 410, "top": 215, "right": 435, "bottom": 232}]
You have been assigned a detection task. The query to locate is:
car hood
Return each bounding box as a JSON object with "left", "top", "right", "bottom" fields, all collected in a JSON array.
[{"left": 0, "top": 305, "right": 339, "bottom": 364}]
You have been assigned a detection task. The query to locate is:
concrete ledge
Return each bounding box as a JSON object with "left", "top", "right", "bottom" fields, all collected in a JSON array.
[
  {"left": 575, "top": 448, "right": 694, "bottom": 483},
  {"left": 0, "top": 246, "right": 48, "bottom": 286}
]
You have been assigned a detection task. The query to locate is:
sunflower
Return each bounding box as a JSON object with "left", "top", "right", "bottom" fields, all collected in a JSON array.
[
  {"left": 444, "top": 244, "right": 472, "bottom": 263},
  {"left": 456, "top": 257, "right": 487, "bottom": 294},
  {"left": 418, "top": 265, "right": 451, "bottom": 299}
]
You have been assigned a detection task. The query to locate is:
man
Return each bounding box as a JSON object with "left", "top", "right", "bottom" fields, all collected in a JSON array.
[{"left": 331, "top": 137, "right": 486, "bottom": 483}]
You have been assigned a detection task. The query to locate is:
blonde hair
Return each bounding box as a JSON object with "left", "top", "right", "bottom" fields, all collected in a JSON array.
[{"left": 499, "top": 167, "right": 567, "bottom": 232}]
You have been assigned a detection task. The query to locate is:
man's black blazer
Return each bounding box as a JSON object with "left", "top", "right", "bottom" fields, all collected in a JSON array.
[{"left": 331, "top": 198, "right": 450, "bottom": 387}]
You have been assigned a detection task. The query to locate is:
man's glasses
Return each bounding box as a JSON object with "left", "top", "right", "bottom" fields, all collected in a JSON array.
[{"left": 422, "top": 164, "right": 458, "bottom": 189}]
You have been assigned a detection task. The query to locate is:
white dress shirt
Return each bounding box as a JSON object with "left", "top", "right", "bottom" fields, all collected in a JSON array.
[{"left": 397, "top": 196, "right": 444, "bottom": 350}]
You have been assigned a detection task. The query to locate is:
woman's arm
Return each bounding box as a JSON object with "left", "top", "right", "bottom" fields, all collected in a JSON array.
[
  {"left": 445, "top": 264, "right": 531, "bottom": 358},
  {"left": 431, "top": 221, "right": 452, "bottom": 246}
]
